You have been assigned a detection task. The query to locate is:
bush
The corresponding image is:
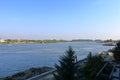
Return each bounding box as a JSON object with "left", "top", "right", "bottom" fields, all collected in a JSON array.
[
  {"left": 80, "top": 53, "right": 105, "bottom": 80},
  {"left": 111, "top": 41, "right": 120, "bottom": 64}
]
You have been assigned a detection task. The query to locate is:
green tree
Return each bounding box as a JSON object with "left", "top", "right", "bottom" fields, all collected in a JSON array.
[
  {"left": 81, "top": 53, "right": 104, "bottom": 80},
  {"left": 111, "top": 41, "right": 120, "bottom": 63},
  {"left": 54, "top": 46, "right": 78, "bottom": 80}
]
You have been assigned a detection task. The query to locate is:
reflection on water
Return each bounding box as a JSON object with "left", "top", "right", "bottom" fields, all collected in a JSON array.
[{"left": 0, "top": 42, "right": 113, "bottom": 77}]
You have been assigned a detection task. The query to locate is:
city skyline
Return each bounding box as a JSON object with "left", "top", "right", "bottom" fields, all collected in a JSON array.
[{"left": 0, "top": 0, "right": 120, "bottom": 40}]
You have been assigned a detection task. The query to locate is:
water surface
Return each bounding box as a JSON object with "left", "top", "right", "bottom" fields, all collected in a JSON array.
[{"left": 0, "top": 42, "right": 113, "bottom": 77}]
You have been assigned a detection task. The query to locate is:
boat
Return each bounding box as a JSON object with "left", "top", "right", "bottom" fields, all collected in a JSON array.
[{"left": 102, "top": 42, "right": 115, "bottom": 46}]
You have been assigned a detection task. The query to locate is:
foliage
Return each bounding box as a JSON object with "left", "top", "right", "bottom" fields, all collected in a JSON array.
[
  {"left": 54, "top": 46, "right": 78, "bottom": 80},
  {"left": 5, "top": 39, "right": 68, "bottom": 44},
  {"left": 80, "top": 53, "right": 105, "bottom": 80},
  {"left": 72, "top": 39, "right": 93, "bottom": 42},
  {"left": 111, "top": 41, "right": 120, "bottom": 63},
  {"left": 104, "top": 39, "right": 113, "bottom": 42}
]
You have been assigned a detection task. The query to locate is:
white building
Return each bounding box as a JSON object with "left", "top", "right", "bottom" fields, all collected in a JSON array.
[{"left": 0, "top": 39, "right": 6, "bottom": 43}]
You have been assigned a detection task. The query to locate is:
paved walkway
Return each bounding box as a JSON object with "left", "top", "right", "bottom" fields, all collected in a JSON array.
[{"left": 110, "top": 64, "right": 120, "bottom": 80}]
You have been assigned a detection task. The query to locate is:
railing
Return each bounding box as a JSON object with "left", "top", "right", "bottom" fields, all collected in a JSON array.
[
  {"left": 96, "top": 62, "right": 109, "bottom": 77},
  {"left": 109, "top": 64, "right": 116, "bottom": 80},
  {"left": 26, "top": 69, "right": 56, "bottom": 80},
  {"left": 116, "top": 64, "right": 120, "bottom": 80},
  {"left": 96, "top": 62, "right": 120, "bottom": 80},
  {"left": 109, "top": 64, "right": 120, "bottom": 80},
  {"left": 26, "top": 58, "right": 87, "bottom": 80}
]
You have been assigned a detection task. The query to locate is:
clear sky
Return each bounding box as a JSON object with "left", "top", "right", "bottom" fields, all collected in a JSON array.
[{"left": 0, "top": 0, "right": 120, "bottom": 40}]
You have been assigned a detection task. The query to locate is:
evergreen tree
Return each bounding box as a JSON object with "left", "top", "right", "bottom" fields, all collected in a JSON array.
[{"left": 54, "top": 46, "right": 78, "bottom": 80}]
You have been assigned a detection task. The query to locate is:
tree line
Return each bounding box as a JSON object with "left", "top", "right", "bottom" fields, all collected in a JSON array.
[{"left": 5, "top": 39, "right": 68, "bottom": 44}]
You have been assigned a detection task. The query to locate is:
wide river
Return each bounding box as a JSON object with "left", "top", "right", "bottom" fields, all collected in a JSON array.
[{"left": 0, "top": 42, "right": 113, "bottom": 78}]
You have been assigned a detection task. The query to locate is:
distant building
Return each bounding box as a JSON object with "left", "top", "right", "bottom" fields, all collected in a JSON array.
[{"left": 0, "top": 39, "right": 6, "bottom": 43}]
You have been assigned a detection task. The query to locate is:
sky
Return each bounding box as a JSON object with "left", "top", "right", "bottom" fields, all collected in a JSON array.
[{"left": 0, "top": 0, "right": 120, "bottom": 40}]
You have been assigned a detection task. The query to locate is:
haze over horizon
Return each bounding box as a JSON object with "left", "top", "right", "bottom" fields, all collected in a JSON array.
[{"left": 0, "top": 0, "right": 120, "bottom": 40}]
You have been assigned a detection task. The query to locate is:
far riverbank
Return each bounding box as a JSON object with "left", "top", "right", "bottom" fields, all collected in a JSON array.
[{"left": 0, "top": 39, "right": 95, "bottom": 44}]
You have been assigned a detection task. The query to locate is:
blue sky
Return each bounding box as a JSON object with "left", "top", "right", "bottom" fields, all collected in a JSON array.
[{"left": 0, "top": 0, "right": 120, "bottom": 40}]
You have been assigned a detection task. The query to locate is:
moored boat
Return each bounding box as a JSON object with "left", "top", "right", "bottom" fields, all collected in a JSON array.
[{"left": 102, "top": 42, "right": 115, "bottom": 46}]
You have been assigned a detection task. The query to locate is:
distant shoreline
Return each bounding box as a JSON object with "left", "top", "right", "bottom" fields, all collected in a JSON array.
[{"left": 0, "top": 39, "right": 95, "bottom": 44}]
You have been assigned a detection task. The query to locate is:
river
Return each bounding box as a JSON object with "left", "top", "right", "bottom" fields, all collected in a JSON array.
[{"left": 0, "top": 42, "right": 113, "bottom": 78}]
